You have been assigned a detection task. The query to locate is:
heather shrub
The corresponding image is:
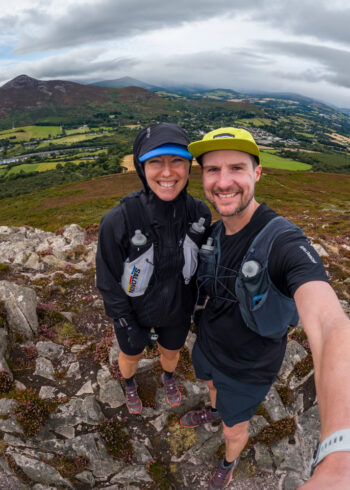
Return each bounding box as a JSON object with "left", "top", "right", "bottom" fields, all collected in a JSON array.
[
  {"left": 98, "top": 417, "right": 133, "bottom": 462},
  {"left": 13, "top": 388, "right": 58, "bottom": 436},
  {"left": 0, "top": 370, "right": 14, "bottom": 394}
]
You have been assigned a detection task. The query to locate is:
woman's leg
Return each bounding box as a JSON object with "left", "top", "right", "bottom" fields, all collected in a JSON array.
[
  {"left": 157, "top": 344, "right": 181, "bottom": 373},
  {"left": 118, "top": 351, "right": 144, "bottom": 379}
]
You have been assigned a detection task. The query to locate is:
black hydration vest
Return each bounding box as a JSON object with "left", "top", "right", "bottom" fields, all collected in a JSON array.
[
  {"left": 198, "top": 216, "right": 302, "bottom": 339},
  {"left": 119, "top": 192, "right": 205, "bottom": 298}
]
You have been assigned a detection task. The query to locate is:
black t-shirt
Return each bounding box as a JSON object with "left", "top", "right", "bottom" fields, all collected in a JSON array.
[{"left": 197, "top": 203, "right": 328, "bottom": 385}]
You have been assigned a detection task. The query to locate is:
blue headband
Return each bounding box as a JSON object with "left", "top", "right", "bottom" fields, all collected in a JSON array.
[{"left": 139, "top": 144, "right": 193, "bottom": 162}]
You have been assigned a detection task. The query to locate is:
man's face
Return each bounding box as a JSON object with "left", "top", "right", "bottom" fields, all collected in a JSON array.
[
  {"left": 201, "top": 150, "right": 262, "bottom": 217},
  {"left": 144, "top": 154, "right": 190, "bottom": 201}
]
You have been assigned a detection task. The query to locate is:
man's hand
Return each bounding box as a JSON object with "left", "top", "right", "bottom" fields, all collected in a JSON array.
[{"left": 126, "top": 324, "right": 149, "bottom": 351}]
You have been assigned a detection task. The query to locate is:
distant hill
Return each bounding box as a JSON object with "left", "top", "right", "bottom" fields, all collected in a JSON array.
[
  {"left": 0, "top": 75, "right": 168, "bottom": 128},
  {"left": 89, "top": 76, "right": 160, "bottom": 91}
]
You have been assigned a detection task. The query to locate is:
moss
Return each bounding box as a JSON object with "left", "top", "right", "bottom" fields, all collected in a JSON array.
[
  {"left": 136, "top": 368, "right": 158, "bottom": 409},
  {"left": 147, "top": 460, "right": 172, "bottom": 490},
  {"left": 0, "top": 300, "right": 7, "bottom": 328},
  {"left": 0, "top": 263, "right": 10, "bottom": 279},
  {"left": 167, "top": 413, "right": 198, "bottom": 456},
  {"left": 43, "top": 455, "right": 88, "bottom": 479},
  {"left": 276, "top": 385, "right": 295, "bottom": 406},
  {"left": 292, "top": 353, "right": 314, "bottom": 379},
  {"left": 0, "top": 439, "right": 8, "bottom": 457},
  {"left": 98, "top": 417, "right": 133, "bottom": 462},
  {"left": 249, "top": 417, "right": 296, "bottom": 447},
  {"left": 176, "top": 346, "right": 196, "bottom": 382},
  {"left": 255, "top": 404, "right": 272, "bottom": 424}
]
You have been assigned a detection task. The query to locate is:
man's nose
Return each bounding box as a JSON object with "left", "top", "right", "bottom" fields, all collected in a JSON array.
[
  {"left": 216, "top": 168, "right": 233, "bottom": 189},
  {"left": 160, "top": 163, "right": 172, "bottom": 175}
]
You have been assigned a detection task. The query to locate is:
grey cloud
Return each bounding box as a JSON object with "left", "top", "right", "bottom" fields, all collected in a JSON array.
[
  {"left": 1, "top": 48, "right": 136, "bottom": 85},
  {"left": 261, "top": 40, "right": 350, "bottom": 89},
  {"left": 253, "top": 0, "right": 350, "bottom": 46},
  {"left": 15, "top": 0, "right": 265, "bottom": 53}
]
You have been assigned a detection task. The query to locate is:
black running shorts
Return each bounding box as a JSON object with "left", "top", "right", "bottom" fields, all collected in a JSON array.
[
  {"left": 114, "top": 322, "right": 191, "bottom": 356},
  {"left": 192, "top": 341, "right": 271, "bottom": 427}
]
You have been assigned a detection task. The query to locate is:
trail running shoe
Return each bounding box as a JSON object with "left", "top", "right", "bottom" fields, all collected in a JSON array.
[
  {"left": 208, "top": 457, "right": 240, "bottom": 489},
  {"left": 180, "top": 407, "right": 221, "bottom": 428},
  {"left": 125, "top": 380, "right": 142, "bottom": 415},
  {"left": 161, "top": 372, "right": 181, "bottom": 407}
]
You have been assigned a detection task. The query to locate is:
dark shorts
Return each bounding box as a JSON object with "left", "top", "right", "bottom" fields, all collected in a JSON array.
[
  {"left": 114, "top": 322, "right": 190, "bottom": 356},
  {"left": 192, "top": 341, "right": 271, "bottom": 427}
]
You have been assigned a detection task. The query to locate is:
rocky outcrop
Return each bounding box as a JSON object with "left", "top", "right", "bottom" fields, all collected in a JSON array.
[
  {"left": 0, "top": 224, "right": 347, "bottom": 489},
  {"left": 0, "top": 224, "right": 96, "bottom": 273}
]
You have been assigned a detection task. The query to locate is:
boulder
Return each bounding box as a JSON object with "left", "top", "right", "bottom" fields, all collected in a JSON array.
[{"left": 0, "top": 281, "right": 38, "bottom": 339}]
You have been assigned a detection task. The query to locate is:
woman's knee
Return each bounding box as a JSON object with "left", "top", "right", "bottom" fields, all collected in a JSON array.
[
  {"left": 118, "top": 351, "right": 143, "bottom": 363},
  {"left": 158, "top": 345, "right": 180, "bottom": 361}
]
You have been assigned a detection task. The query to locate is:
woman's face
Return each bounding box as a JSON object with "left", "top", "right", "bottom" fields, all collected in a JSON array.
[{"left": 144, "top": 154, "right": 190, "bottom": 201}]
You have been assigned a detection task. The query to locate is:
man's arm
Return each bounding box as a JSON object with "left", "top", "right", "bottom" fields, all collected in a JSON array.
[{"left": 294, "top": 280, "right": 350, "bottom": 489}]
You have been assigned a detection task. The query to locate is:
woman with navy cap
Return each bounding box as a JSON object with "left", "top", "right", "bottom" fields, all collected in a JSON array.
[{"left": 96, "top": 123, "right": 211, "bottom": 414}]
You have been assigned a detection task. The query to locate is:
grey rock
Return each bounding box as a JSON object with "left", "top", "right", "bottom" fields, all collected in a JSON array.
[
  {"left": 263, "top": 386, "right": 287, "bottom": 422},
  {"left": 0, "top": 354, "right": 11, "bottom": 377},
  {"left": 132, "top": 440, "right": 152, "bottom": 464},
  {"left": 282, "top": 472, "right": 306, "bottom": 490},
  {"left": 97, "top": 367, "right": 125, "bottom": 408},
  {"left": 48, "top": 396, "right": 103, "bottom": 430},
  {"left": 294, "top": 405, "right": 321, "bottom": 479},
  {"left": 76, "top": 380, "right": 94, "bottom": 396},
  {"left": 185, "top": 331, "right": 197, "bottom": 354},
  {"left": 150, "top": 413, "right": 168, "bottom": 432},
  {"left": 65, "top": 361, "right": 81, "bottom": 379},
  {"left": 4, "top": 433, "right": 31, "bottom": 447},
  {"left": 39, "top": 386, "right": 56, "bottom": 400},
  {"left": 0, "top": 281, "right": 38, "bottom": 339},
  {"left": 25, "top": 253, "right": 43, "bottom": 271},
  {"left": 11, "top": 453, "right": 73, "bottom": 488},
  {"left": 110, "top": 466, "right": 152, "bottom": 484},
  {"left": 108, "top": 337, "right": 120, "bottom": 366},
  {"left": 137, "top": 358, "right": 158, "bottom": 370},
  {"left": 312, "top": 243, "right": 329, "bottom": 257},
  {"left": 34, "top": 357, "right": 55, "bottom": 381},
  {"left": 254, "top": 442, "right": 274, "bottom": 471},
  {"left": 0, "top": 457, "right": 30, "bottom": 489},
  {"left": 36, "top": 341, "right": 64, "bottom": 360},
  {"left": 289, "top": 369, "right": 314, "bottom": 391},
  {"left": 278, "top": 340, "right": 308, "bottom": 382},
  {"left": 75, "top": 470, "right": 95, "bottom": 487},
  {"left": 53, "top": 425, "right": 75, "bottom": 439},
  {"left": 0, "top": 397, "right": 16, "bottom": 415},
  {"left": 0, "top": 417, "right": 23, "bottom": 434},
  {"left": 60, "top": 312, "right": 74, "bottom": 324},
  {"left": 31, "top": 485, "right": 57, "bottom": 490},
  {"left": 0, "top": 328, "right": 8, "bottom": 356},
  {"left": 249, "top": 415, "right": 269, "bottom": 438},
  {"left": 67, "top": 433, "right": 123, "bottom": 478}
]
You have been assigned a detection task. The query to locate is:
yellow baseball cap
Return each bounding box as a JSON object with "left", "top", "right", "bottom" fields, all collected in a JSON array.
[{"left": 188, "top": 127, "right": 260, "bottom": 164}]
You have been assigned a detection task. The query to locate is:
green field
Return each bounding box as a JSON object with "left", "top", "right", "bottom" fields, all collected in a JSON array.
[
  {"left": 36, "top": 132, "right": 111, "bottom": 148},
  {"left": 261, "top": 151, "right": 312, "bottom": 170},
  {"left": 0, "top": 125, "right": 62, "bottom": 141}
]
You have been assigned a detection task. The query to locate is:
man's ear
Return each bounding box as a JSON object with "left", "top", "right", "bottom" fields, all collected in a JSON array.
[{"left": 255, "top": 165, "right": 262, "bottom": 182}]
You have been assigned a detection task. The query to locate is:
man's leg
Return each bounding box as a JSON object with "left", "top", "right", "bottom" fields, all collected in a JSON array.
[
  {"left": 208, "top": 420, "right": 249, "bottom": 489},
  {"left": 207, "top": 379, "right": 217, "bottom": 408},
  {"left": 223, "top": 419, "right": 249, "bottom": 463},
  {"left": 158, "top": 344, "right": 182, "bottom": 406}
]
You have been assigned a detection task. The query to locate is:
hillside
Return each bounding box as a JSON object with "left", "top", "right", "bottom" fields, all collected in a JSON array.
[{"left": 0, "top": 166, "right": 349, "bottom": 488}]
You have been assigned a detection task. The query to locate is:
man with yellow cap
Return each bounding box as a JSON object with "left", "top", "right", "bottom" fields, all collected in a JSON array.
[{"left": 180, "top": 127, "right": 350, "bottom": 489}]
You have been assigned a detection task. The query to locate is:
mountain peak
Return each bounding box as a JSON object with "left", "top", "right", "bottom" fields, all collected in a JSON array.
[{"left": 2, "top": 74, "right": 41, "bottom": 90}]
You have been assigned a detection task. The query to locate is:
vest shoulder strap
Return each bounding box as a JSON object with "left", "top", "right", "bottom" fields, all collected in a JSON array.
[{"left": 242, "top": 216, "right": 303, "bottom": 267}]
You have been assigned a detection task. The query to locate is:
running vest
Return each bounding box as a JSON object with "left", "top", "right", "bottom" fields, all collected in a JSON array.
[
  {"left": 198, "top": 216, "right": 302, "bottom": 339},
  {"left": 120, "top": 192, "right": 207, "bottom": 297}
]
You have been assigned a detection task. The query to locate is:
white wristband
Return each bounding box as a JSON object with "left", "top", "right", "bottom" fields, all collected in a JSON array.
[{"left": 310, "top": 429, "right": 350, "bottom": 476}]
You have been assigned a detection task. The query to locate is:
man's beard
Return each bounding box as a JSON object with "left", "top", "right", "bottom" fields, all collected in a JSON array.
[{"left": 209, "top": 187, "right": 255, "bottom": 217}]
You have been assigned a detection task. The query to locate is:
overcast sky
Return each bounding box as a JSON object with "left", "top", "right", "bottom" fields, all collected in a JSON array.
[{"left": 1, "top": 0, "right": 350, "bottom": 108}]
